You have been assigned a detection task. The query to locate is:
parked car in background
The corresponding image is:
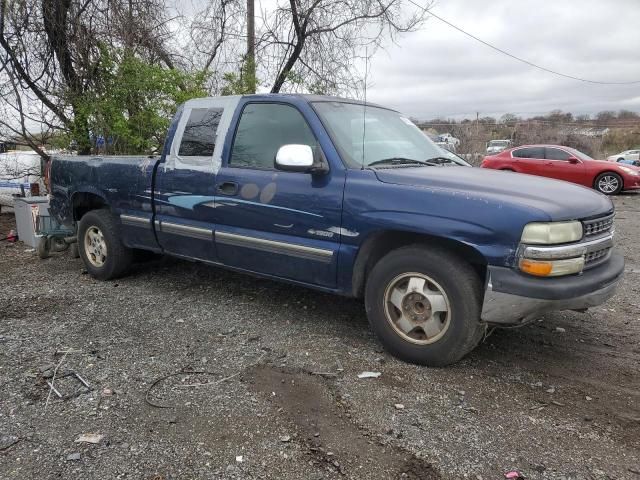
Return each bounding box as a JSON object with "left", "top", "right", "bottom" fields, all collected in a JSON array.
[
  {"left": 0, "top": 150, "right": 43, "bottom": 211},
  {"left": 607, "top": 149, "right": 640, "bottom": 163},
  {"left": 481, "top": 144, "right": 640, "bottom": 195},
  {"left": 486, "top": 139, "right": 512, "bottom": 155},
  {"left": 435, "top": 141, "right": 457, "bottom": 153},
  {"left": 437, "top": 133, "right": 460, "bottom": 148}
]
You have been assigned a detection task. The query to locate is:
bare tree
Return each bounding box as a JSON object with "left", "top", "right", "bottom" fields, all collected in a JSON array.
[
  {"left": 190, "top": 0, "right": 430, "bottom": 95},
  {"left": 257, "top": 0, "right": 430, "bottom": 94},
  {"left": 186, "top": 0, "right": 247, "bottom": 92},
  {"left": 0, "top": 0, "right": 180, "bottom": 158}
]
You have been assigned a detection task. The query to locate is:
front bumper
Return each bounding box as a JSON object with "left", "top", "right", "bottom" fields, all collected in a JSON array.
[
  {"left": 621, "top": 172, "right": 640, "bottom": 190},
  {"left": 481, "top": 252, "right": 624, "bottom": 324}
]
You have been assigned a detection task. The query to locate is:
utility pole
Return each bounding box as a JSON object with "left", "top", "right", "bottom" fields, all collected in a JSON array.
[{"left": 246, "top": 0, "right": 256, "bottom": 93}]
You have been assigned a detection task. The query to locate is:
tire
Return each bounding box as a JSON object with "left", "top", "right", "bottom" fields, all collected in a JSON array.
[
  {"left": 51, "top": 237, "right": 69, "bottom": 252},
  {"left": 36, "top": 236, "right": 50, "bottom": 259},
  {"left": 594, "top": 172, "right": 623, "bottom": 195},
  {"left": 364, "top": 245, "right": 484, "bottom": 367},
  {"left": 78, "top": 209, "right": 132, "bottom": 280}
]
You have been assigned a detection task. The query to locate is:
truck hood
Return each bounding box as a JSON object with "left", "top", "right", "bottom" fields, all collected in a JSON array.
[{"left": 373, "top": 166, "right": 613, "bottom": 221}]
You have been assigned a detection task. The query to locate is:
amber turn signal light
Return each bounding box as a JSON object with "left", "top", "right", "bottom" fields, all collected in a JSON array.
[{"left": 519, "top": 259, "right": 553, "bottom": 276}]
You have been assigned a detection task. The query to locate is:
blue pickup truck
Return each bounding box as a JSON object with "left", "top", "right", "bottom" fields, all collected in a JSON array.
[{"left": 49, "top": 94, "right": 624, "bottom": 366}]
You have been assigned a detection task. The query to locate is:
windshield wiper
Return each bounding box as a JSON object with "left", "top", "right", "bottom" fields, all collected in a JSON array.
[
  {"left": 368, "top": 157, "right": 437, "bottom": 168},
  {"left": 423, "top": 156, "right": 458, "bottom": 165}
]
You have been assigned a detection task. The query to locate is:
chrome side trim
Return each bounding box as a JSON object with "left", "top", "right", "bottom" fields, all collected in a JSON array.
[
  {"left": 120, "top": 214, "right": 151, "bottom": 228},
  {"left": 522, "top": 234, "right": 613, "bottom": 260},
  {"left": 159, "top": 221, "right": 213, "bottom": 241},
  {"left": 481, "top": 276, "right": 619, "bottom": 324},
  {"left": 216, "top": 231, "right": 334, "bottom": 263}
]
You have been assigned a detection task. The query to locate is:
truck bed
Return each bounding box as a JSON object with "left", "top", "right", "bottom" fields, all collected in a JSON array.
[{"left": 49, "top": 154, "right": 158, "bottom": 226}]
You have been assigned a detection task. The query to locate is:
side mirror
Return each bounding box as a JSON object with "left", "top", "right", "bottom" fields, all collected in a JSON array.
[
  {"left": 275, "top": 144, "right": 328, "bottom": 174},
  {"left": 567, "top": 157, "right": 579, "bottom": 164}
]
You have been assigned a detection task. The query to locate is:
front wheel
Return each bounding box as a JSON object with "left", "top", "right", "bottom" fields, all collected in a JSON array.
[
  {"left": 595, "top": 172, "right": 623, "bottom": 195},
  {"left": 364, "top": 246, "right": 484, "bottom": 366},
  {"left": 78, "top": 209, "right": 132, "bottom": 280}
]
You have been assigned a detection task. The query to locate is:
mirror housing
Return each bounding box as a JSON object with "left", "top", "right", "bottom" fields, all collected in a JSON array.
[
  {"left": 275, "top": 144, "right": 328, "bottom": 174},
  {"left": 567, "top": 157, "right": 579, "bottom": 164}
]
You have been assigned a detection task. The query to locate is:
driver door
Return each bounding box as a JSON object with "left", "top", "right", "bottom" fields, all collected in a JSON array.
[
  {"left": 544, "top": 147, "right": 586, "bottom": 185},
  {"left": 213, "top": 101, "right": 345, "bottom": 288}
]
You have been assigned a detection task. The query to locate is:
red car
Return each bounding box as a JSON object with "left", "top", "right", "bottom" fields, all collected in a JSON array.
[{"left": 481, "top": 145, "right": 640, "bottom": 195}]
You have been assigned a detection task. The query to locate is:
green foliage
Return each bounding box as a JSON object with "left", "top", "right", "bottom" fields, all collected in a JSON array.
[
  {"left": 64, "top": 47, "right": 208, "bottom": 154},
  {"left": 221, "top": 57, "right": 258, "bottom": 96}
]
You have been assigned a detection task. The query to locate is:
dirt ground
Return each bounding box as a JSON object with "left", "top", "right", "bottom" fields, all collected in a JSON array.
[{"left": 1, "top": 194, "right": 639, "bottom": 480}]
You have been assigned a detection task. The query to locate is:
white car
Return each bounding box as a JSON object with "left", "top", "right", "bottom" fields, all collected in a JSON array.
[
  {"left": 0, "top": 150, "right": 43, "bottom": 210},
  {"left": 607, "top": 149, "right": 640, "bottom": 163},
  {"left": 486, "top": 139, "right": 512, "bottom": 155}
]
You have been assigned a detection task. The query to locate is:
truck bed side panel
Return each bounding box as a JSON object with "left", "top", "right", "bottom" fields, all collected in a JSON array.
[{"left": 49, "top": 155, "right": 160, "bottom": 250}]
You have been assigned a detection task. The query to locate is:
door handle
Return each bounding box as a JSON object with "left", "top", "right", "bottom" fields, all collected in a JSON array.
[{"left": 217, "top": 181, "right": 239, "bottom": 196}]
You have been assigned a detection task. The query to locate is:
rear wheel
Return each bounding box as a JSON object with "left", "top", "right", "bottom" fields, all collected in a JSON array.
[
  {"left": 364, "top": 245, "right": 484, "bottom": 366},
  {"left": 36, "top": 237, "right": 50, "bottom": 259},
  {"left": 78, "top": 209, "right": 132, "bottom": 280},
  {"left": 594, "top": 172, "right": 623, "bottom": 195}
]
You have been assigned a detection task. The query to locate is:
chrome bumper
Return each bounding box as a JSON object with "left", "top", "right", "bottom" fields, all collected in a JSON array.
[
  {"left": 480, "top": 252, "right": 624, "bottom": 325},
  {"left": 481, "top": 278, "right": 619, "bottom": 324}
]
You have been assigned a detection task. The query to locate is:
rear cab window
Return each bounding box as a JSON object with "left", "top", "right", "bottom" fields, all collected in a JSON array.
[
  {"left": 178, "top": 108, "right": 223, "bottom": 157},
  {"left": 166, "top": 96, "right": 241, "bottom": 173}
]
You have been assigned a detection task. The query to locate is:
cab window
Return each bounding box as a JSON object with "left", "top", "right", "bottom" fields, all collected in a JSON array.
[{"left": 230, "top": 103, "right": 318, "bottom": 169}]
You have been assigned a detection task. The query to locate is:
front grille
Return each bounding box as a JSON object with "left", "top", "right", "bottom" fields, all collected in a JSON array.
[
  {"left": 584, "top": 247, "right": 611, "bottom": 267},
  {"left": 583, "top": 214, "right": 614, "bottom": 237}
]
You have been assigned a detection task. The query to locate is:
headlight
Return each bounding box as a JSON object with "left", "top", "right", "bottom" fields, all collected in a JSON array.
[{"left": 521, "top": 221, "right": 583, "bottom": 245}]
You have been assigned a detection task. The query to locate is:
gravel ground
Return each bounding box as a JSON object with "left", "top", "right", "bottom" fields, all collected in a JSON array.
[{"left": 0, "top": 195, "right": 639, "bottom": 480}]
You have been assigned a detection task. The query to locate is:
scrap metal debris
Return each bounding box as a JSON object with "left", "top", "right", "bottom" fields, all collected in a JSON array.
[
  {"left": 357, "top": 371, "right": 381, "bottom": 379},
  {"left": 75, "top": 433, "right": 104, "bottom": 444},
  {"left": 145, "top": 352, "right": 266, "bottom": 409},
  {"left": 45, "top": 371, "right": 91, "bottom": 400}
]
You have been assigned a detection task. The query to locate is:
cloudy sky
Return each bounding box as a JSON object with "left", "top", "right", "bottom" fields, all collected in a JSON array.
[{"left": 365, "top": 0, "right": 640, "bottom": 120}]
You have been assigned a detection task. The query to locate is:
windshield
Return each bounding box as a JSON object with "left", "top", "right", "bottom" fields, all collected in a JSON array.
[
  {"left": 313, "top": 101, "right": 454, "bottom": 168},
  {"left": 565, "top": 147, "right": 594, "bottom": 161},
  {"left": 437, "top": 149, "right": 472, "bottom": 166}
]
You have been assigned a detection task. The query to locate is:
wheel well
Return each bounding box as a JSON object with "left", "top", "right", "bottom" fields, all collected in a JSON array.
[
  {"left": 593, "top": 171, "right": 624, "bottom": 189},
  {"left": 72, "top": 192, "right": 108, "bottom": 221},
  {"left": 500, "top": 168, "right": 514, "bottom": 171},
  {"left": 351, "top": 231, "right": 487, "bottom": 298}
]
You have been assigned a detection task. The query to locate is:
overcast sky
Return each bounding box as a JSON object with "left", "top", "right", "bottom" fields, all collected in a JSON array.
[{"left": 365, "top": 0, "right": 640, "bottom": 120}]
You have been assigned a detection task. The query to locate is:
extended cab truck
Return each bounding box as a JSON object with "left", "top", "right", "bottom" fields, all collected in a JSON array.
[{"left": 49, "top": 95, "right": 624, "bottom": 366}]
